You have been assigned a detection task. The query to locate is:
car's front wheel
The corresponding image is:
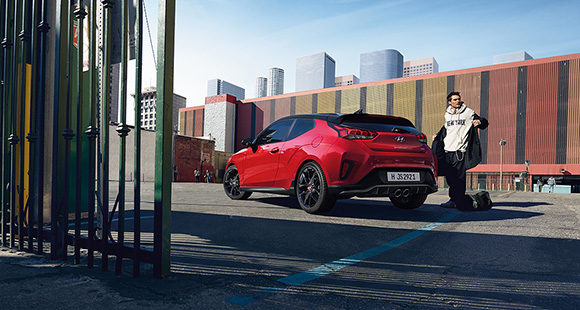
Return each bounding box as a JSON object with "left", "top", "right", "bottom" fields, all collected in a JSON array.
[
  {"left": 223, "top": 165, "right": 252, "bottom": 200},
  {"left": 296, "top": 162, "right": 336, "bottom": 214},
  {"left": 389, "top": 193, "right": 427, "bottom": 209}
]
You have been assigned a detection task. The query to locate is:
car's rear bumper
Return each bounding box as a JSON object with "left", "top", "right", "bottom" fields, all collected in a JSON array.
[{"left": 328, "top": 168, "right": 437, "bottom": 198}]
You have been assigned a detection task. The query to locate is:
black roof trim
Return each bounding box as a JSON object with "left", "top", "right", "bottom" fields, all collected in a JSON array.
[{"left": 272, "top": 113, "right": 414, "bottom": 127}]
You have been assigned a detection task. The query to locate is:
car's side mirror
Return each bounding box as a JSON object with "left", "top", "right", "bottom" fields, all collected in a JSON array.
[{"left": 241, "top": 138, "right": 253, "bottom": 147}]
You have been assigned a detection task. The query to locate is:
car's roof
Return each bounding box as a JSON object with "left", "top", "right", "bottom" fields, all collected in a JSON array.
[{"left": 274, "top": 112, "right": 415, "bottom": 127}]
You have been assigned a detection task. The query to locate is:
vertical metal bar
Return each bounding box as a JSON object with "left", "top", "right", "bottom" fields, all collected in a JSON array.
[
  {"left": 34, "top": 0, "right": 48, "bottom": 255},
  {"left": 99, "top": 0, "right": 113, "bottom": 272},
  {"left": 18, "top": 0, "right": 31, "bottom": 251},
  {"left": 26, "top": 0, "right": 36, "bottom": 253},
  {"left": 154, "top": 0, "right": 175, "bottom": 278},
  {"left": 86, "top": 0, "right": 97, "bottom": 268},
  {"left": 60, "top": 0, "right": 74, "bottom": 261},
  {"left": 133, "top": 0, "right": 143, "bottom": 277},
  {"left": 50, "top": 0, "right": 65, "bottom": 260},
  {"left": 0, "top": 0, "right": 7, "bottom": 249},
  {"left": 8, "top": 0, "right": 19, "bottom": 249},
  {"left": 115, "top": 0, "right": 130, "bottom": 276},
  {"left": 73, "top": 0, "right": 87, "bottom": 265},
  {"left": 15, "top": 0, "right": 24, "bottom": 251}
]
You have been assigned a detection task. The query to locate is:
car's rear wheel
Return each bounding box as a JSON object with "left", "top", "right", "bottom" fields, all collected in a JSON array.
[
  {"left": 389, "top": 193, "right": 427, "bottom": 209},
  {"left": 224, "top": 165, "right": 252, "bottom": 200},
  {"left": 296, "top": 162, "right": 336, "bottom": 214}
]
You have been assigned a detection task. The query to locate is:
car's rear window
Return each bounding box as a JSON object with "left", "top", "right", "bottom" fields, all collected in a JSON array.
[{"left": 339, "top": 115, "right": 420, "bottom": 134}]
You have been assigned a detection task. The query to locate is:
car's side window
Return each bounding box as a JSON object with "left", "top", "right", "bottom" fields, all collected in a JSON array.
[
  {"left": 254, "top": 120, "right": 294, "bottom": 146},
  {"left": 288, "top": 119, "right": 315, "bottom": 140}
]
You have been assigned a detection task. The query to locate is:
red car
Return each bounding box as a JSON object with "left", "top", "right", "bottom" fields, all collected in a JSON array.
[{"left": 223, "top": 111, "right": 438, "bottom": 214}]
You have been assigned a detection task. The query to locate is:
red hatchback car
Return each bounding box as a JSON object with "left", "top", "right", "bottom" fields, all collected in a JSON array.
[{"left": 223, "top": 112, "right": 438, "bottom": 214}]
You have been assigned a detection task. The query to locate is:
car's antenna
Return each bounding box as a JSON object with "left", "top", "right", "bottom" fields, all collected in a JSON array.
[{"left": 354, "top": 108, "right": 364, "bottom": 114}]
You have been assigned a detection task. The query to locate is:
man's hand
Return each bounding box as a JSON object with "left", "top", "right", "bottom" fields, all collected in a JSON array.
[{"left": 472, "top": 119, "right": 481, "bottom": 127}]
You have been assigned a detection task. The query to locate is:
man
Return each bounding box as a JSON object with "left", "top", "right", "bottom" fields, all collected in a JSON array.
[
  {"left": 432, "top": 91, "right": 489, "bottom": 209},
  {"left": 547, "top": 176, "right": 556, "bottom": 193}
]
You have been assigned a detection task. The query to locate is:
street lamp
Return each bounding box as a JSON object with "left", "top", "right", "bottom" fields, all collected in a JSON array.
[{"left": 499, "top": 139, "right": 507, "bottom": 191}]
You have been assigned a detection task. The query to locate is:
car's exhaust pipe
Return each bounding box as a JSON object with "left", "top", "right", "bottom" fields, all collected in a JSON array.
[
  {"left": 402, "top": 188, "right": 411, "bottom": 198},
  {"left": 394, "top": 188, "right": 403, "bottom": 198}
]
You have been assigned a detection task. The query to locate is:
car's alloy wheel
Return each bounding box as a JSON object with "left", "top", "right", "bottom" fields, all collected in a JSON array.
[
  {"left": 389, "top": 193, "right": 427, "bottom": 209},
  {"left": 223, "top": 165, "right": 251, "bottom": 200},
  {"left": 296, "top": 162, "right": 335, "bottom": 213}
]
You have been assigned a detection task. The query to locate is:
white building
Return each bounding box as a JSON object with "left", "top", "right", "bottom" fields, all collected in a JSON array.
[
  {"left": 267, "top": 67, "right": 284, "bottom": 96},
  {"left": 207, "top": 78, "right": 245, "bottom": 100},
  {"left": 335, "top": 74, "right": 359, "bottom": 87},
  {"left": 137, "top": 86, "right": 186, "bottom": 131},
  {"left": 403, "top": 57, "right": 439, "bottom": 77},
  {"left": 493, "top": 51, "right": 534, "bottom": 65},
  {"left": 296, "top": 52, "right": 336, "bottom": 92},
  {"left": 254, "top": 77, "right": 267, "bottom": 98}
]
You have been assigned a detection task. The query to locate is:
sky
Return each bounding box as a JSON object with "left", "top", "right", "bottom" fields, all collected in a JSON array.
[{"left": 128, "top": 0, "right": 580, "bottom": 117}]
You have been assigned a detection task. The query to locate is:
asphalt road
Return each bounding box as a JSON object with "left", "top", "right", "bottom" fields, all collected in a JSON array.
[{"left": 2, "top": 183, "right": 580, "bottom": 309}]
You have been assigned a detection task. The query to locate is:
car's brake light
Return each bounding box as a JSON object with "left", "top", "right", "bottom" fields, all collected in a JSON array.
[
  {"left": 333, "top": 125, "right": 377, "bottom": 140},
  {"left": 416, "top": 133, "right": 427, "bottom": 144}
]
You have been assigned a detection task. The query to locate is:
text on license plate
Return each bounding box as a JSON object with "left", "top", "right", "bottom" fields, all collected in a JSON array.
[{"left": 387, "top": 172, "right": 420, "bottom": 182}]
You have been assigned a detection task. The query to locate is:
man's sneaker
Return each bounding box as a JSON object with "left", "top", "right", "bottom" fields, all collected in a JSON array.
[{"left": 440, "top": 200, "right": 456, "bottom": 208}]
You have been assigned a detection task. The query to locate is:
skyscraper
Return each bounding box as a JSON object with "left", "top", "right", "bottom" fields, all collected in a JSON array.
[
  {"left": 267, "top": 67, "right": 284, "bottom": 96},
  {"left": 359, "top": 49, "right": 403, "bottom": 83},
  {"left": 136, "top": 86, "right": 186, "bottom": 131},
  {"left": 403, "top": 57, "right": 439, "bottom": 77},
  {"left": 493, "top": 51, "right": 533, "bottom": 64},
  {"left": 207, "top": 78, "right": 245, "bottom": 100},
  {"left": 295, "top": 52, "right": 336, "bottom": 92},
  {"left": 255, "top": 77, "right": 267, "bottom": 98},
  {"left": 335, "top": 74, "right": 359, "bottom": 87}
]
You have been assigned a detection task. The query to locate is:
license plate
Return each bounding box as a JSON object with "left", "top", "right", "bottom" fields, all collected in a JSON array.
[{"left": 387, "top": 172, "right": 420, "bottom": 182}]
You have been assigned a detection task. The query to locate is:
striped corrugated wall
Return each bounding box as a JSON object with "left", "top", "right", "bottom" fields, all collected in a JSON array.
[
  {"left": 526, "top": 62, "right": 559, "bottom": 164},
  {"left": 487, "top": 68, "right": 518, "bottom": 165},
  {"left": 230, "top": 54, "right": 579, "bottom": 169},
  {"left": 569, "top": 59, "right": 580, "bottom": 164},
  {"left": 317, "top": 91, "right": 336, "bottom": 113},
  {"left": 366, "top": 84, "right": 388, "bottom": 115},
  {"left": 393, "top": 81, "right": 416, "bottom": 124},
  {"left": 422, "top": 77, "right": 447, "bottom": 144},
  {"left": 179, "top": 109, "right": 204, "bottom": 137}
]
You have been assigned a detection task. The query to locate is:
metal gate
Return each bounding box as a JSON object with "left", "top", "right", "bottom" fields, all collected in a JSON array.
[{"left": 1, "top": 0, "right": 175, "bottom": 278}]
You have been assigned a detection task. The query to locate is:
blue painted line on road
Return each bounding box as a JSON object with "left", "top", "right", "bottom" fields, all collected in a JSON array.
[{"left": 227, "top": 211, "right": 461, "bottom": 305}]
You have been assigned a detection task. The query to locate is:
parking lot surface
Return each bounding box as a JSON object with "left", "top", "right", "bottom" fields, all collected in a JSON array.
[{"left": 2, "top": 183, "right": 580, "bottom": 309}]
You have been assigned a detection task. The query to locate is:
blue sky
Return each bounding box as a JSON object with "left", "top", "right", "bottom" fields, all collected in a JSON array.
[{"left": 136, "top": 0, "right": 580, "bottom": 109}]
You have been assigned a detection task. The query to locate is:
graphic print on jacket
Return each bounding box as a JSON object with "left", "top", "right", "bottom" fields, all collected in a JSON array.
[{"left": 443, "top": 104, "right": 475, "bottom": 153}]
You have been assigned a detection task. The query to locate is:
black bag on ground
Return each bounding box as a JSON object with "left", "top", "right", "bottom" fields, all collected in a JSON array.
[{"left": 457, "top": 191, "right": 493, "bottom": 211}]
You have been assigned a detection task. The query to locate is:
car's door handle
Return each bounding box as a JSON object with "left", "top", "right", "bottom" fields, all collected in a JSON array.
[{"left": 270, "top": 147, "right": 279, "bottom": 153}]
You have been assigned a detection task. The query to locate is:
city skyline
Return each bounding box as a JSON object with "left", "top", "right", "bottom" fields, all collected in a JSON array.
[{"left": 130, "top": 0, "right": 579, "bottom": 111}]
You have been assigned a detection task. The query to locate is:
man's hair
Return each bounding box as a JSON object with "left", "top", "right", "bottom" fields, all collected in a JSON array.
[{"left": 447, "top": 91, "right": 461, "bottom": 101}]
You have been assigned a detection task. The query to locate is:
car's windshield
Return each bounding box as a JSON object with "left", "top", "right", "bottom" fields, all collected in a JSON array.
[{"left": 339, "top": 115, "right": 420, "bottom": 134}]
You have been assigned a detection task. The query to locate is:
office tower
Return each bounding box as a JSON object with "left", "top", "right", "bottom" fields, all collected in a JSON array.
[
  {"left": 335, "top": 74, "right": 359, "bottom": 87},
  {"left": 359, "top": 49, "right": 403, "bottom": 83},
  {"left": 403, "top": 57, "right": 439, "bottom": 77},
  {"left": 267, "top": 67, "right": 284, "bottom": 96},
  {"left": 207, "top": 78, "right": 245, "bottom": 100},
  {"left": 493, "top": 51, "right": 534, "bottom": 64},
  {"left": 137, "top": 86, "right": 186, "bottom": 131},
  {"left": 255, "top": 77, "right": 267, "bottom": 98},
  {"left": 295, "top": 52, "right": 336, "bottom": 92}
]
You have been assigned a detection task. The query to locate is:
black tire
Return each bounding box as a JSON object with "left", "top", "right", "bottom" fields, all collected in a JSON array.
[
  {"left": 295, "top": 162, "right": 336, "bottom": 214},
  {"left": 223, "top": 165, "right": 251, "bottom": 200},
  {"left": 389, "top": 193, "right": 427, "bottom": 209}
]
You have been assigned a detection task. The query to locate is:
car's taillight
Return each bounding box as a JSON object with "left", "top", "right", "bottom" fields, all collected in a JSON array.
[
  {"left": 334, "top": 125, "right": 377, "bottom": 140},
  {"left": 416, "top": 133, "right": 427, "bottom": 144}
]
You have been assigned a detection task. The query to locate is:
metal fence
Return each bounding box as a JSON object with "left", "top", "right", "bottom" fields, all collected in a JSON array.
[{"left": 1, "top": 0, "right": 175, "bottom": 278}]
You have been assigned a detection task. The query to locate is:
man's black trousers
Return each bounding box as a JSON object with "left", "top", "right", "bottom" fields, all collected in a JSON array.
[{"left": 444, "top": 151, "right": 471, "bottom": 207}]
